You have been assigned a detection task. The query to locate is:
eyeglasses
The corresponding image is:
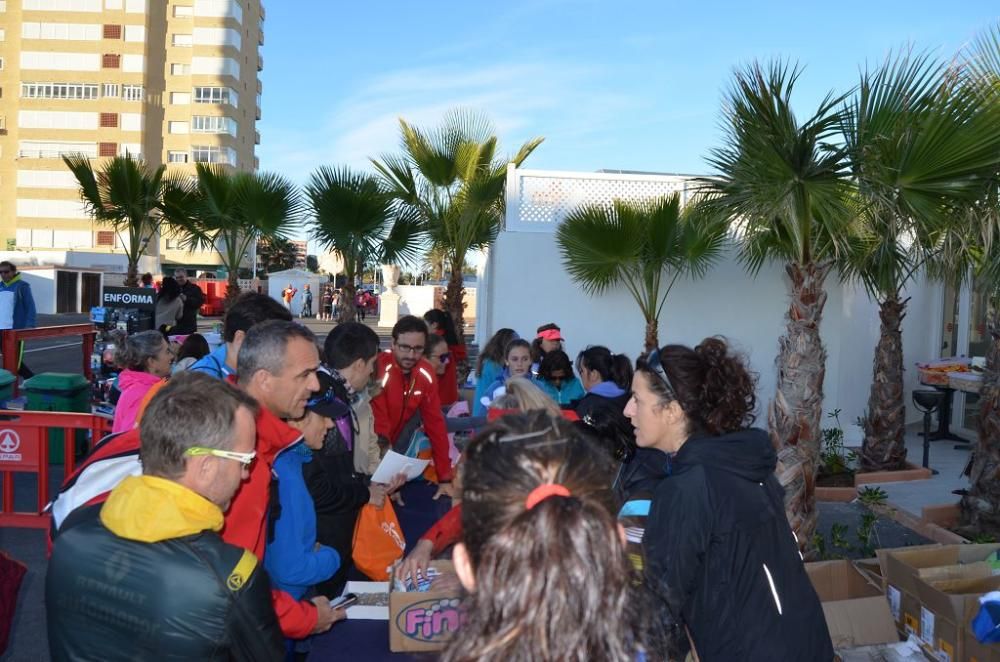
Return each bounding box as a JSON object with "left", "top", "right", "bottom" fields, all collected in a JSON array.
[
  {"left": 396, "top": 343, "right": 425, "bottom": 355},
  {"left": 646, "top": 348, "right": 676, "bottom": 399},
  {"left": 438, "top": 352, "right": 451, "bottom": 364},
  {"left": 184, "top": 446, "right": 256, "bottom": 468}
]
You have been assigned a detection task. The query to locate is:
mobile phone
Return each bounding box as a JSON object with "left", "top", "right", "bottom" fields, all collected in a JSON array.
[{"left": 329, "top": 593, "right": 358, "bottom": 610}]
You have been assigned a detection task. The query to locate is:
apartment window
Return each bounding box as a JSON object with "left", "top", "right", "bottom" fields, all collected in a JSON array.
[
  {"left": 102, "top": 54, "right": 120, "bottom": 69},
  {"left": 193, "top": 86, "right": 235, "bottom": 106},
  {"left": 173, "top": 5, "right": 192, "bottom": 17},
  {"left": 122, "top": 84, "right": 142, "bottom": 101},
  {"left": 96, "top": 230, "right": 115, "bottom": 246},
  {"left": 192, "top": 115, "right": 236, "bottom": 136},
  {"left": 0, "top": 2, "right": 7, "bottom": 11},
  {"left": 0, "top": 29, "right": 6, "bottom": 42},
  {"left": 172, "top": 33, "right": 193, "bottom": 47},
  {"left": 165, "top": 238, "right": 182, "bottom": 249},
  {"left": 98, "top": 142, "right": 117, "bottom": 157},
  {"left": 170, "top": 63, "right": 189, "bottom": 75},
  {"left": 168, "top": 121, "right": 188, "bottom": 134},
  {"left": 167, "top": 151, "right": 188, "bottom": 163},
  {"left": 99, "top": 112, "right": 118, "bottom": 128},
  {"left": 21, "top": 82, "right": 99, "bottom": 100},
  {"left": 103, "top": 24, "right": 122, "bottom": 39},
  {"left": 102, "top": 83, "right": 120, "bottom": 98},
  {"left": 191, "top": 145, "right": 235, "bottom": 165},
  {"left": 170, "top": 92, "right": 190, "bottom": 104}
]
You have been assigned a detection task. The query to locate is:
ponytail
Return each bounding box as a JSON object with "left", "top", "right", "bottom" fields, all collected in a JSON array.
[
  {"left": 444, "top": 412, "right": 663, "bottom": 662},
  {"left": 577, "top": 346, "right": 633, "bottom": 389}
]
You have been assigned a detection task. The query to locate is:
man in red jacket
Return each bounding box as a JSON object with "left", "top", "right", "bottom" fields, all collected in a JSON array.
[
  {"left": 231, "top": 319, "right": 342, "bottom": 639},
  {"left": 372, "top": 316, "right": 455, "bottom": 499}
]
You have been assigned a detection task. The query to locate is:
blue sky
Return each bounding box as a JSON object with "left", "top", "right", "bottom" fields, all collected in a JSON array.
[{"left": 256, "top": 1, "right": 998, "bottom": 244}]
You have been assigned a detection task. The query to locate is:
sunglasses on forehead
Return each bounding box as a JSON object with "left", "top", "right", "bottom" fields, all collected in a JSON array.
[{"left": 646, "top": 348, "right": 677, "bottom": 398}]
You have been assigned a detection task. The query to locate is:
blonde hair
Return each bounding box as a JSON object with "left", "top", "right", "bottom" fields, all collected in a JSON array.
[{"left": 489, "top": 377, "right": 561, "bottom": 417}]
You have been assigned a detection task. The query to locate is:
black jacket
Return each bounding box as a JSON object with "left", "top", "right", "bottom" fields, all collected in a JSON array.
[
  {"left": 47, "top": 502, "right": 284, "bottom": 661},
  {"left": 175, "top": 281, "right": 205, "bottom": 334},
  {"left": 303, "top": 372, "right": 369, "bottom": 595},
  {"left": 643, "top": 428, "right": 833, "bottom": 662}
]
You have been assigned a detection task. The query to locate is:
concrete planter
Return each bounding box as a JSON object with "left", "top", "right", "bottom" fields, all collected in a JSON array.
[
  {"left": 816, "top": 485, "right": 858, "bottom": 502},
  {"left": 873, "top": 501, "right": 969, "bottom": 545}
]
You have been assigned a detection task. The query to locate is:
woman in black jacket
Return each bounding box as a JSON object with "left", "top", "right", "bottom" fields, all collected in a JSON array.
[{"left": 625, "top": 337, "right": 832, "bottom": 661}]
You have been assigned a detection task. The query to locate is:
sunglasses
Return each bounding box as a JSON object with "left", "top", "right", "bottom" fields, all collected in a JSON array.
[
  {"left": 438, "top": 352, "right": 451, "bottom": 364},
  {"left": 646, "top": 348, "right": 677, "bottom": 398},
  {"left": 184, "top": 446, "right": 256, "bottom": 468}
]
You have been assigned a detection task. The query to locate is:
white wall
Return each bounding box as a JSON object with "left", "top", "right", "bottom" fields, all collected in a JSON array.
[
  {"left": 395, "top": 285, "right": 438, "bottom": 318},
  {"left": 481, "top": 167, "right": 944, "bottom": 428},
  {"left": 20, "top": 270, "right": 56, "bottom": 315},
  {"left": 266, "top": 271, "right": 325, "bottom": 312}
]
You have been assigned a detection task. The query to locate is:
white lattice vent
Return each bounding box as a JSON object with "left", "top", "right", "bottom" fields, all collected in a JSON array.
[{"left": 507, "top": 167, "right": 698, "bottom": 232}]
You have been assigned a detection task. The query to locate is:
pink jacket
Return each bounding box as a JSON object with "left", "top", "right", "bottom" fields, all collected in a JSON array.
[{"left": 112, "top": 370, "right": 164, "bottom": 434}]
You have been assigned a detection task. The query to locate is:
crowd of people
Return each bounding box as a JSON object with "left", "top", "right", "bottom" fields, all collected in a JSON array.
[{"left": 45, "top": 301, "right": 835, "bottom": 661}]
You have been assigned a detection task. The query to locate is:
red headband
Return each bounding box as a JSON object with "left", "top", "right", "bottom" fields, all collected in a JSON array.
[
  {"left": 537, "top": 329, "right": 563, "bottom": 342},
  {"left": 525, "top": 483, "right": 571, "bottom": 510}
]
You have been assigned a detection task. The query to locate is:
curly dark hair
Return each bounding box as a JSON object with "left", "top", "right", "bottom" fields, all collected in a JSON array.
[
  {"left": 636, "top": 336, "right": 757, "bottom": 436},
  {"left": 445, "top": 411, "right": 665, "bottom": 662}
]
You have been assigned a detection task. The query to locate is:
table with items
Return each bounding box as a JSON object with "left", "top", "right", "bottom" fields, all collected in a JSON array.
[
  {"left": 916, "top": 357, "right": 982, "bottom": 445},
  {"left": 308, "top": 479, "right": 455, "bottom": 661}
]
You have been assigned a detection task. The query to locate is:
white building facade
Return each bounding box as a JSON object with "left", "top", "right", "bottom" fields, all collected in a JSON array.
[{"left": 478, "top": 166, "right": 979, "bottom": 430}]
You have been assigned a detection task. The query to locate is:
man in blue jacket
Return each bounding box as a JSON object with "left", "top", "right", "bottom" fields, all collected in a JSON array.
[{"left": 0, "top": 261, "right": 37, "bottom": 379}]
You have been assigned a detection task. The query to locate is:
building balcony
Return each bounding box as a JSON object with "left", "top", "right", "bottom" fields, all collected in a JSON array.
[
  {"left": 259, "top": 30, "right": 264, "bottom": 46},
  {"left": 254, "top": 129, "right": 260, "bottom": 145},
  {"left": 257, "top": 79, "right": 262, "bottom": 94},
  {"left": 257, "top": 53, "right": 263, "bottom": 72},
  {"left": 256, "top": 105, "right": 261, "bottom": 120},
  {"left": 254, "top": 156, "right": 260, "bottom": 170}
]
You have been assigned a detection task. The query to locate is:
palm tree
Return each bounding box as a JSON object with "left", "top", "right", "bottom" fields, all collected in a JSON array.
[
  {"left": 165, "top": 164, "right": 300, "bottom": 300},
  {"left": 306, "top": 166, "right": 424, "bottom": 323},
  {"left": 556, "top": 193, "right": 726, "bottom": 352},
  {"left": 696, "top": 61, "right": 855, "bottom": 552},
  {"left": 256, "top": 236, "right": 298, "bottom": 275},
  {"left": 954, "top": 24, "right": 1000, "bottom": 538},
  {"left": 64, "top": 153, "right": 172, "bottom": 287},
  {"left": 842, "top": 53, "right": 1000, "bottom": 473},
  {"left": 372, "top": 109, "right": 543, "bottom": 336}
]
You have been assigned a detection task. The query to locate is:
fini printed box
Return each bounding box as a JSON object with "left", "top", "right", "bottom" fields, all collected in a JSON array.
[{"left": 389, "top": 560, "right": 462, "bottom": 653}]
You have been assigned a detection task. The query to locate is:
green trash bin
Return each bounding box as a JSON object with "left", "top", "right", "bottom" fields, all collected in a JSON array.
[
  {"left": 23, "top": 373, "right": 91, "bottom": 465},
  {"left": 0, "top": 369, "right": 16, "bottom": 404}
]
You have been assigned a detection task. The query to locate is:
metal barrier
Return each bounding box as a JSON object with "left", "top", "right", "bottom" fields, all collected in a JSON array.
[
  {"left": 1, "top": 324, "right": 97, "bottom": 396},
  {"left": 0, "top": 410, "right": 111, "bottom": 528}
]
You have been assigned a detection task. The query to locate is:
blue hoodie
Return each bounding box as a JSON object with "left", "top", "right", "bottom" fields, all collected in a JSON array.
[
  {"left": 265, "top": 442, "right": 340, "bottom": 600},
  {"left": 189, "top": 343, "right": 233, "bottom": 380},
  {"left": 0, "top": 275, "right": 37, "bottom": 329}
]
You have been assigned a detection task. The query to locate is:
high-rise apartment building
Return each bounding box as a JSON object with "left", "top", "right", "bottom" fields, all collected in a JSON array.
[{"left": 0, "top": 0, "right": 264, "bottom": 274}]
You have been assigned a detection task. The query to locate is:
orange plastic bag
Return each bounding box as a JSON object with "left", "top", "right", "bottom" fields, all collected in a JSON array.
[{"left": 352, "top": 500, "right": 406, "bottom": 580}]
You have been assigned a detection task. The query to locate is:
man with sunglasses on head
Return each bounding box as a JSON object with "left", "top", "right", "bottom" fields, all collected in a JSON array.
[
  {"left": 47, "top": 373, "right": 284, "bottom": 661},
  {"left": 371, "top": 316, "right": 455, "bottom": 499},
  {"left": 0, "top": 261, "right": 37, "bottom": 380}
]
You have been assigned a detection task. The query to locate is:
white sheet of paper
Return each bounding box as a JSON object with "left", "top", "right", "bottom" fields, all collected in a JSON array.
[{"left": 370, "top": 450, "right": 429, "bottom": 484}]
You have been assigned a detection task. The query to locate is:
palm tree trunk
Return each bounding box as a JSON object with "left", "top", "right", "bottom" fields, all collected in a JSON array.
[
  {"left": 769, "top": 261, "right": 831, "bottom": 557},
  {"left": 124, "top": 260, "right": 140, "bottom": 288},
  {"left": 338, "top": 280, "right": 358, "bottom": 324},
  {"left": 444, "top": 266, "right": 466, "bottom": 338},
  {"left": 225, "top": 272, "right": 241, "bottom": 302},
  {"left": 644, "top": 317, "right": 659, "bottom": 353},
  {"left": 960, "top": 308, "right": 1000, "bottom": 538},
  {"left": 860, "top": 295, "right": 909, "bottom": 471}
]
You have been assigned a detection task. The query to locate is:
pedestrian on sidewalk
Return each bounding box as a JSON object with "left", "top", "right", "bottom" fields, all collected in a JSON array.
[
  {"left": 0, "top": 262, "right": 37, "bottom": 380},
  {"left": 300, "top": 285, "right": 313, "bottom": 318},
  {"left": 173, "top": 270, "right": 204, "bottom": 335}
]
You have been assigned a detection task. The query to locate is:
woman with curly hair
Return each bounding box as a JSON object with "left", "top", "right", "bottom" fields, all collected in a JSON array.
[
  {"left": 626, "top": 337, "right": 832, "bottom": 661},
  {"left": 443, "top": 411, "right": 665, "bottom": 662}
]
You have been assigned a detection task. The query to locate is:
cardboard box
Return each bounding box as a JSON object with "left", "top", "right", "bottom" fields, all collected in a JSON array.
[
  {"left": 915, "top": 574, "right": 1000, "bottom": 662},
  {"left": 807, "top": 560, "right": 900, "bottom": 648},
  {"left": 878, "top": 544, "right": 1000, "bottom": 638},
  {"left": 835, "top": 636, "right": 935, "bottom": 661},
  {"left": 388, "top": 560, "right": 462, "bottom": 653}
]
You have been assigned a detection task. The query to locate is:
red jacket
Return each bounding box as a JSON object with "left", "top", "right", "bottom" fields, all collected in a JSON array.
[
  {"left": 220, "top": 406, "right": 317, "bottom": 639},
  {"left": 371, "top": 351, "right": 453, "bottom": 482},
  {"left": 420, "top": 504, "right": 462, "bottom": 555}
]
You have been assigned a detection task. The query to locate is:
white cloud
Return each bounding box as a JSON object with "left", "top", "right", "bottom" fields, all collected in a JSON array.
[{"left": 257, "top": 58, "right": 638, "bottom": 186}]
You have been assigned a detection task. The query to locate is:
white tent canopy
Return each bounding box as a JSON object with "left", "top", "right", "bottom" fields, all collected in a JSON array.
[{"left": 266, "top": 268, "right": 326, "bottom": 314}]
